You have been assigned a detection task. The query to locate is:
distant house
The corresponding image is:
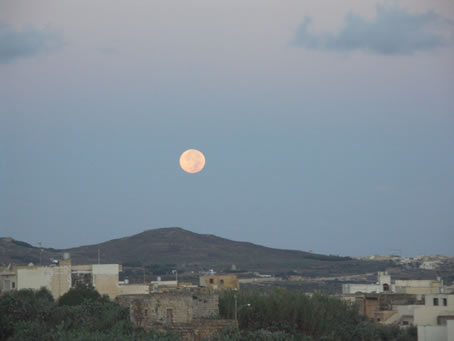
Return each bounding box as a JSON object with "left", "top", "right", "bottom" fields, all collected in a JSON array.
[
  {"left": 199, "top": 274, "right": 239, "bottom": 290},
  {"left": 0, "top": 256, "right": 122, "bottom": 299},
  {"left": 342, "top": 272, "right": 444, "bottom": 295}
]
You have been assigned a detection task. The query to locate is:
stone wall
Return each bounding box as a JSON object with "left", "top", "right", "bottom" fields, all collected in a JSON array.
[
  {"left": 192, "top": 292, "right": 219, "bottom": 319},
  {"left": 117, "top": 289, "right": 232, "bottom": 340},
  {"left": 150, "top": 293, "right": 193, "bottom": 324},
  {"left": 151, "top": 320, "right": 238, "bottom": 341},
  {"left": 117, "top": 289, "right": 220, "bottom": 326}
]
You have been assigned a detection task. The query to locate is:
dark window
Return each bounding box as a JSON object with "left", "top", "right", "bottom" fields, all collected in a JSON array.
[
  {"left": 402, "top": 321, "right": 409, "bottom": 326},
  {"left": 433, "top": 298, "right": 439, "bottom": 306},
  {"left": 12, "top": 282, "right": 15, "bottom": 289},
  {"left": 166, "top": 309, "right": 173, "bottom": 323},
  {"left": 209, "top": 278, "right": 214, "bottom": 284},
  {"left": 144, "top": 309, "right": 148, "bottom": 316},
  {"left": 443, "top": 298, "right": 447, "bottom": 306},
  {"left": 383, "top": 283, "right": 390, "bottom": 291}
]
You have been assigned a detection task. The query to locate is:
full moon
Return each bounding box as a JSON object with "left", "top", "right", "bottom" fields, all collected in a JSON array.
[{"left": 179, "top": 149, "right": 206, "bottom": 174}]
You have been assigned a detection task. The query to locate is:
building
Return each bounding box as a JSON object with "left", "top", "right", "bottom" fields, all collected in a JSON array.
[
  {"left": 342, "top": 272, "right": 391, "bottom": 294},
  {"left": 394, "top": 279, "right": 444, "bottom": 295},
  {"left": 342, "top": 272, "right": 444, "bottom": 295},
  {"left": 199, "top": 274, "right": 239, "bottom": 290},
  {"left": 16, "top": 259, "right": 72, "bottom": 299},
  {"left": 0, "top": 266, "right": 16, "bottom": 293},
  {"left": 341, "top": 293, "right": 421, "bottom": 321},
  {"left": 342, "top": 290, "right": 454, "bottom": 340},
  {"left": 418, "top": 320, "right": 454, "bottom": 341},
  {"left": 117, "top": 288, "right": 237, "bottom": 341},
  {"left": 1, "top": 256, "right": 123, "bottom": 299}
]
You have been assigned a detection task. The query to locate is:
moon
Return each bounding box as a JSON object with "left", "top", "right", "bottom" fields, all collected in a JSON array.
[{"left": 179, "top": 149, "right": 206, "bottom": 174}]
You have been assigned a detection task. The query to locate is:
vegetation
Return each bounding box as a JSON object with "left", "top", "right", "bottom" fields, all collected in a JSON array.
[
  {"left": 217, "top": 289, "right": 417, "bottom": 341},
  {"left": 0, "top": 286, "right": 178, "bottom": 341},
  {"left": 0, "top": 285, "right": 417, "bottom": 341}
]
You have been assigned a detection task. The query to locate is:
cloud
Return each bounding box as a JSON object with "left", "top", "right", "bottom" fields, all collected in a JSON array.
[
  {"left": 293, "top": 6, "right": 454, "bottom": 55},
  {"left": 0, "top": 22, "right": 63, "bottom": 64}
]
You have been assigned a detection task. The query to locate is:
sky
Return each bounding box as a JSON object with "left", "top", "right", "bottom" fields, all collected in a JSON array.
[{"left": 1, "top": 0, "right": 453, "bottom": 257}]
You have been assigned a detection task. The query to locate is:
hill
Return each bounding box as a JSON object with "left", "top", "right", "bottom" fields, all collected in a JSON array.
[{"left": 0, "top": 227, "right": 389, "bottom": 277}]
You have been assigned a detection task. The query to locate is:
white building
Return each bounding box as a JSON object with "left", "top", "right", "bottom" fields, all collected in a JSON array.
[{"left": 342, "top": 272, "right": 391, "bottom": 294}]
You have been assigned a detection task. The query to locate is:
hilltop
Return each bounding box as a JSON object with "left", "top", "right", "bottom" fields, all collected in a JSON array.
[{"left": 1, "top": 227, "right": 389, "bottom": 276}]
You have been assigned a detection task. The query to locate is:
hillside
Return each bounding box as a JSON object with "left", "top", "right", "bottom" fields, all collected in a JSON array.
[{"left": 0, "top": 227, "right": 389, "bottom": 276}]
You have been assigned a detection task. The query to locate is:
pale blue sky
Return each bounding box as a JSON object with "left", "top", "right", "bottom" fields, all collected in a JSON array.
[{"left": 1, "top": 0, "right": 453, "bottom": 256}]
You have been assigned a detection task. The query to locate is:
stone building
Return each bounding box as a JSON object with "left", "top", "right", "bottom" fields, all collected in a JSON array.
[
  {"left": 199, "top": 274, "right": 240, "bottom": 290},
  {"left": 117, "top": 288, "right": 237, "bottom": 341}
]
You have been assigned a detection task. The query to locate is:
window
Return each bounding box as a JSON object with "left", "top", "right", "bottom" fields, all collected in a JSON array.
[
  {"left": 433, "top": 298, "right": 439, "bottom": 306},
  {"left": 12, "top": 282, "right": 15, "bottom": 289},
  {"left": 166, "top": 309, "right": 173, "bottom": 323},
  {"left": 144, "top": 309, "right": 148, "bottom": 316},
  {"left": 402, "top": 321, "right": 409, "bottom": 326},
  {"left": 209, "top": 278, "right": 214, "bottom": 284},
  {"left": 443, "top": 298, "right": 447, "bottom": 306},
  {"left": 383, "top": 283, "right": 390, "bottom": 291}
]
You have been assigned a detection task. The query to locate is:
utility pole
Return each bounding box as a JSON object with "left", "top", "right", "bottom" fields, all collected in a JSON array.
[
  {"left": 234, "top": 293, "right": 238, "bottom": 321},
  {"left": 38, "top": 242, "right": 43, "bottom": 265},
  {"left": 98, "top": 248, "right": 100, "bottom": 264}
]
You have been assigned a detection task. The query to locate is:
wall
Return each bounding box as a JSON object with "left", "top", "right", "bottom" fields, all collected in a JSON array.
[
  {"left": 448, "top": 320, "right": 454, "bottom": 341},
  {"left": 92, "top": 264, "right": 120, "bottom": 299},
  {"left": 342, "top": 284, "right": 381, "bottom": 294},
  {"left": 117, "top": 295, "right": 152, "bottom": 328},
  {"left": 414, "top": 306, "right": 454, "bottom": 326},
  {"left": 394, "top": 280, "right": 443, "bottom": 294},
  {"left": 156, "top": 320, "right": 238, "bottom": 341},
  {"left": 191, "top": 292, "right": 219, "bottom": 319},
  {"left": 117, "top": 293, "right": 235, "bottom": 341},
  {"left": 425, "top": 295, "right": 454, "bottom": 308},
  {"left": 117, "top": 289, "right": 220, "bottom": 327},
  {"left": 119, "top": 284, "right": 149, "bottom": 295},
  {"left": 17, "top": 265, "right": 71, "bottom": 299},
  {"left": 151, "top": 293, "right": 193, "bottom": 324},
  {"left": 418, "top": 325, "right": 447, "bottom": 341}
]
